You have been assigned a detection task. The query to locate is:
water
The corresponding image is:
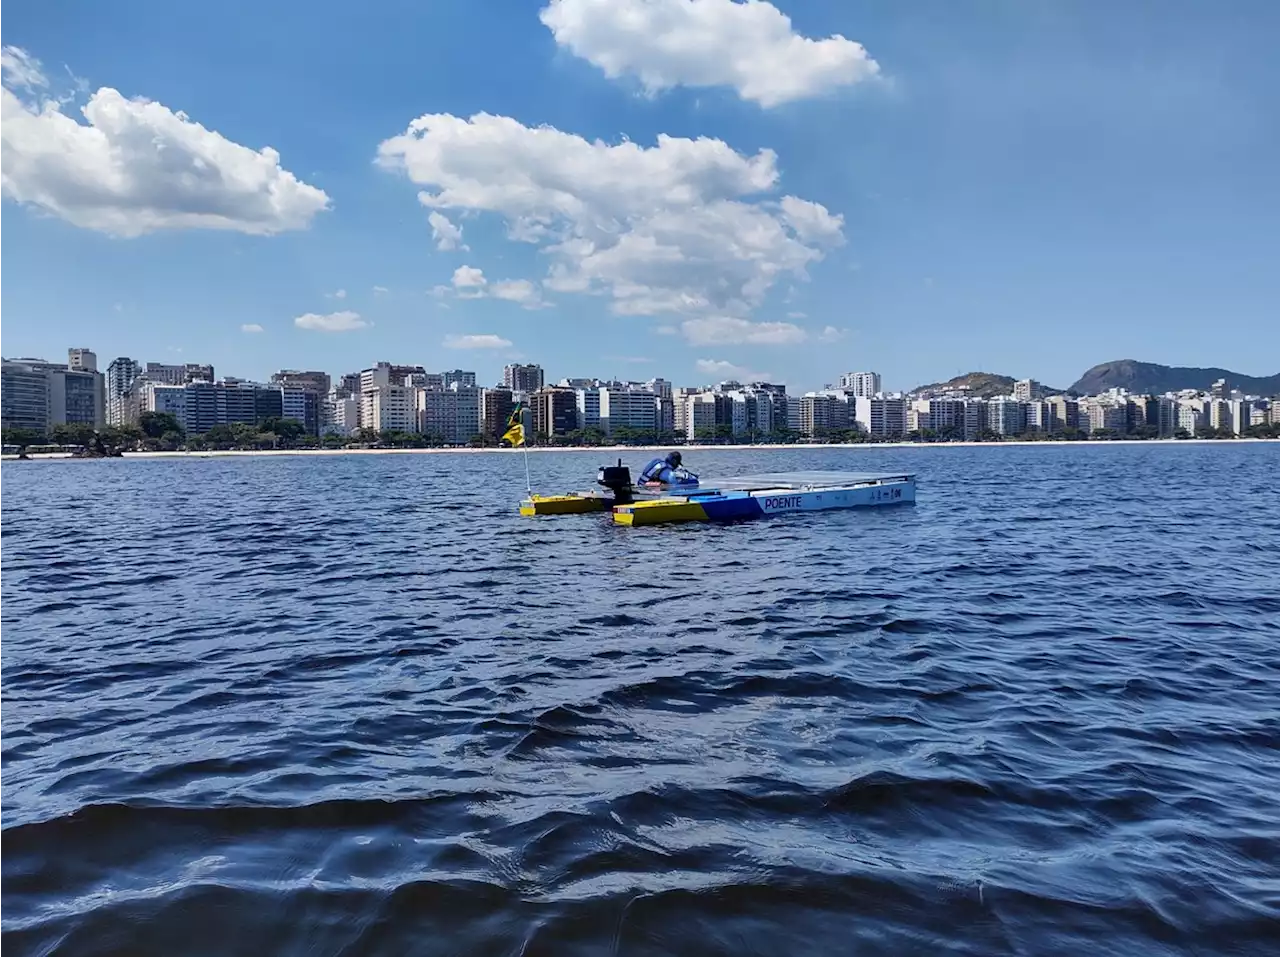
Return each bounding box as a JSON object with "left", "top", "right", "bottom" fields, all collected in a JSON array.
[{"left": 3, "top": 444, "right": 1278, "bottom": 956}]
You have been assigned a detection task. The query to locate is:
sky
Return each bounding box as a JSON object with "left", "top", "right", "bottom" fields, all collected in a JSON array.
[{"left": 2, "top": 0, "right": 1277, "bottom": 393}]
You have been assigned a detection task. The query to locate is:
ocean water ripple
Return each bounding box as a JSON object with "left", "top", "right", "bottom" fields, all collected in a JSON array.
[{"left": 3, "top": 444, "right": 1279, "bottom": 955}]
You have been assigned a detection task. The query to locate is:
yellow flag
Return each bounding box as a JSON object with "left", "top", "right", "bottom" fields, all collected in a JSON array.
[
  {"left": 501, "top": 421, "right": 525, "bottom": 447},
  {"left": 501, "top": 403, "right": 525, "bottom": 447}
]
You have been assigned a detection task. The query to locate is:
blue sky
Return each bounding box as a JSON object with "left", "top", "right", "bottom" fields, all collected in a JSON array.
[{"left": 3, "top": 0, "right": 1277, "bottom": 392}]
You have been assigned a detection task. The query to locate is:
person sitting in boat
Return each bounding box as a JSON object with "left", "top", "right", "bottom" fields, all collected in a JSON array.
[{"left": 638, "top": 451, "right": 698, "bottom": 487}]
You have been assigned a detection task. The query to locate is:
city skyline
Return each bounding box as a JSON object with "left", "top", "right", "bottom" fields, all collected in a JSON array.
[
  {"left": 3, "top": 2, "right": 1278, "bottom": 392},
  {"left": 4, "top": 345, "right": 1275, "bottom": 451}
]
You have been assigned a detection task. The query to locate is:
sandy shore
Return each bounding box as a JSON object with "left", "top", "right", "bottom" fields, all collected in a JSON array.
[{"left": 3, "top": 438, "right": 1273, "bottom": 461}]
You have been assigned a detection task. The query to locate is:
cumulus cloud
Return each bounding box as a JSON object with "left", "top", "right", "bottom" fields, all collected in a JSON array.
[
  {"left": 377, "top": 112, "right": 842, "bottom": 320},
  {"left": 373, "top": 285, "right": 389, "bottom": 295},
  {"left": 452, "top": 265, "right": 487, "bottom": 290},
  {"left": 428, "top": 210, "right": 467, "bottom": 251},
  {"left": 240, "top": 323, "right": 264, "bottom": 333},
  {"left": 680, "top": 316, "right": 808, "bottom": 345},
  {"left": 695, "top": 358, "right": 776, "bottom": 383},
  {"left": 435, "top": 264, "right": 546, "bottom": 308},
  {"left": 326, "top": 288, "right": 348, "bottom": 299},
  {"left": 294, "top": 310, "right": 370, "bottom": 332},
  {"left": 539, "top": 0, "right": 880, "bottom": 107},
  {"left": 490, "top": 279, "right": 543, "bottom": 307},
  {"left": 1, "top": 46, "right": 329, "bottom": 237},
  {"left": 444, "top": 333, "right": 513, "bottom": 349},
  {"left": 1, "top": 46, "right": 46, "bottom": 90},
  {"left": 817, "top": 325, "right": 846, "bottom": 342}
]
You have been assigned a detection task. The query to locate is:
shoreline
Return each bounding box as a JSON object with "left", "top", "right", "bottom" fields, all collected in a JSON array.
[{"left": 3, "top": 437, "right": 1274, "bottom": 461}]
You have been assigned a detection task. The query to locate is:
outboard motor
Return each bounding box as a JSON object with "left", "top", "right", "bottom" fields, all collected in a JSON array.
[{"left": 596, "top": 459, "right": 634, "bottom": 503}]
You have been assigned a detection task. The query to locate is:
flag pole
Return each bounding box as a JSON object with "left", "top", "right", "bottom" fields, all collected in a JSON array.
[{"left": 523, "top": 438, "right": 532, "bottom": 493}]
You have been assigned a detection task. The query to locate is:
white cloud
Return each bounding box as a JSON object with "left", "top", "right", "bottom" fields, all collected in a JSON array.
[
  {"left": 695, "top": 358, "right": 776, "bottom": 383},
  {"left": 326, "top": 288, "right": 348, "bottom": 299},
  {"left": 607, "top": 355, "right": 654, "bottom": 364},
  {"left": 680, "top": 316, "right": 807, "bottom": 345},
  {"left": 787, "top": 310, "right": 807, "bottom": 319},
  {"left": 490, "top": 278, "right": 544, "bottom": 307},
  {"left": 444, "top": 333, "right": 513, "bottom": 349},
  {"left": 780, "top": 195, "right": 845, "bottom": 244},
  {"left": 1, "top": 46, "right": 46, "bottom": 90},
  {"left": 240, "top": 323, "right": 264, "bottom": 333},
  {"left": 428, "top": 210, "right": 467, "bottom": 250},
  {"left": 817, "top": 325, "right": 846, "bottom": 342},
  {"left": 1, "top": 47, "right": 329, "bottom": 237},
  {"left": 439, "top": 264, "right": 545, "bottom": 308},
  {"left": 376, "top": 112, "right": 842, "bottom": 320},
  {"left": 539, "top": 0, "right": 880, "bottom": 107},
  {"left": 294, "top": 310, "right": 370, "bottom": 332},
  {"left": 452, "top": 265, "right": 487, "bottom": 289},
  {"left": 373, "top": 285, "right": 389, "bottom": 295}
]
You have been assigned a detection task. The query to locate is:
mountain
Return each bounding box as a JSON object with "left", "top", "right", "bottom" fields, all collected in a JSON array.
[
  {"left": 1069, "top": 360, "right": 1280, "bottom": 396},
  {"left": 910, "top": 372, "right": 1063, "bottom": 398}
]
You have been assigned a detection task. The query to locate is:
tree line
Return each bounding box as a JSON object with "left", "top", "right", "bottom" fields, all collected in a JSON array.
[{"left": 5, "top": 415, "right": 1277, "bottom": 454}]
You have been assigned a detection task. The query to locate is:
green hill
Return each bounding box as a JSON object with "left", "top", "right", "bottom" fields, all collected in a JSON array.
[{"left": 1070, "top": 360, "right": 1280, "bottom": 396}]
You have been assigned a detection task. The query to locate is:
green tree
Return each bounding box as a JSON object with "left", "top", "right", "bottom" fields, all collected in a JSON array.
[
  {"left": 51, "top": 423, "right": 98, "bottom": 447},
  {"left": 230, "top": 422, "right": 262, "bottom": 447},
  {"left": 259, "top": 417, "right": 308, "bottom": 445},
  {"left": 139, "top": 411, "right": 184, "bottom": 440},
  {"left": 2, "top": 427, "right": 45, "bottom": 449}
]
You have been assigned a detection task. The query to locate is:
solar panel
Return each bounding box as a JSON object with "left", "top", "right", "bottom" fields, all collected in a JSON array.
[{"left": 696, "top": 471, "right": 915, "bottom": 491}]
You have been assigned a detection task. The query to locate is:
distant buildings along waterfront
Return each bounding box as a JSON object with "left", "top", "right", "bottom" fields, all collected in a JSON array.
[
  {"left": 4, "top": 347, "right": 1278, "bottom": 448},
  {"left": 2, "top": 350, "right": 106, "bottom": 434}
]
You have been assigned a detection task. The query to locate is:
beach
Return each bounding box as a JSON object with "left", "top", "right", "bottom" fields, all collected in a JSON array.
[{"left": 2, "top": 437, "right": 1271, "bottom": 462}]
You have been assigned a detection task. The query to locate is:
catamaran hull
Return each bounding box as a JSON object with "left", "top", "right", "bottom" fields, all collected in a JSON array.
[
  {"left": 520, "top": 471, "right": 917, "bottom": 527},
  {"left": 613, "top": 477, "right": 915, "bottom": 525}
]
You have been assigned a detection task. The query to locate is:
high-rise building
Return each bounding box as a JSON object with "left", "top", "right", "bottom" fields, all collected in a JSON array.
[
  {"left": 1157, "top": 397, "right": 1179, "bottom": 438},
  {"left": 574, "top": 387, "right": 602, "bottom": 431},
  {"left": 442, "top": 369, "right": 477, "bottom": 390},
  {"left": 418, "top": 384, "right": 481, "bottom": 444},
  {"left": 1228, "top": 400, "right": 1252, "bottom": 436},
  {"left": 336, "top": 372, "right": 361, "bottom": 398},
  {"left": 531, "top": 386, "right": 577, "bottom": 438},
  {"left": 323, "top": 393, "right": 360, "bottom": 435},
  {"left": 145, "top": 361, "right": 214, "bottom": 385},
  {"left": 280, "top": 387, "right": 321, "bottom": 435},
  {"left": 480, "top": 388, "right": 515, "bottom": 442},
  {"left": 1013, "top": 379, "right": 1044, "bottom": 402},
  {"left": 1210, "top": 378, "right": 1230, "bottom": 399},
  {"left": 136, "top": 382, "right": 189, "bottom": 427},
  {"left": 58, "top": 368, "right": 105, "bottom": 428},
  {"left": 362, "top": 384, "right": 418, "bottom": 433},
  {"left": 67, "top": 348, "right": 98, "bottom": 372},
  {"left": 1, "top": 356, "right": 105, "bottom": 432},
  {"left": 1, "top": 360, "right": 52, "bottom": 433},
  {"left": 800, "top": 392, "right": 852, "bottom": 436},
  {"left": 1044, "top": 396, "right": 1079, "bottom": 432},
  {"left": 986, "top": 398, "right": 1027, "bottom": 437},
  {"left": 360, "top": 362, "right": 395, "bottom": 393},
  {"left": 105, "top": 357, "right": 141, "bottom": 426},
  {"left": 854, "top": 396, "right": 909, "bottom": 437},
  {"left": 643, "top": 377, "right": 673, "bottom": 400},
  {"left": 272, "top": 370, "right": 331, "bottom": 396},
  {"left": 911, "top": 398, "right": 967, "bottom": 435},
  {"left": 1177, "top": 400, "right": 1205, "bottom": 434},
  {"left": 599, "top": 388, "right": 658, "bottom": 435},
  {"left": 504, "top": 363, "right": 545, "bottom": 393},
  {"left": 685, "top": 393, "right": 718, "bottom": 441},
  {"left": 838, "top": 371, "right": 882, "bottom": 398}
]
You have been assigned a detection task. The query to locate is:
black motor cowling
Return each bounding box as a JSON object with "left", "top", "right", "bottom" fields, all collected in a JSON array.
[{"left": 596, "top": 460, "right": 633, "bottom": 501}]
